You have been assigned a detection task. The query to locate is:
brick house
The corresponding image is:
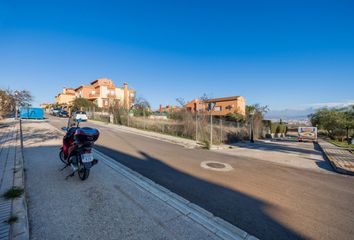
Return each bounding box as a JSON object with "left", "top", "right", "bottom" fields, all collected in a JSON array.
[{"left": 185, "top": 96, "right": 246, "bottom": 116}]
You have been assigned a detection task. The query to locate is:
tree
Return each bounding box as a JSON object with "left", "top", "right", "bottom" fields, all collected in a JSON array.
[
  {"left": 72, "top": 98, "right": 97, "bottom": 111},
  {"left": 11, "top": 90, "right": 33, "bottom": 107},
  {"left": 246, "top": 104, "right": 269, "bottom": 139},
  {"left": 309, "top": 107, "right": 354, "bottom": 140},
  {"left": 0, "top": 89, "right": 33, "bottom": 119},
  {"left": 133, "top": 97, "right": 151, "bottom": 117},
  {"left": 176, "top": 97, "right": 186, "bottom": 107},
  {"left": 0, "top": 89, "right": 15, "bottom": 119},
  {"left": 225, "top": 113, "right": 245, "bottom": 122}
]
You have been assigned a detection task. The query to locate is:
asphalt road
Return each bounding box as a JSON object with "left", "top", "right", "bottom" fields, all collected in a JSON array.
[{"left": 48, "top": 116, "right": 354, "bottom": 240}]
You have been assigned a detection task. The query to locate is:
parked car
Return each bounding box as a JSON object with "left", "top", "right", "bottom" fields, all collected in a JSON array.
[
  {"left": 59, "top": 110, "right": 69, "bottom": 118},
  {"left": 73, "top": 111, "right": 88, "bottom": 121},
  {"left": 52, "top": 108, "right": 61, "bottom": 116}
]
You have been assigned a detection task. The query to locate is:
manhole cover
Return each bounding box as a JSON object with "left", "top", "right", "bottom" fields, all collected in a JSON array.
[
  {"left": 206, "top": 162, "right": 226, "bottom": 169},
  {"left": 200, "top": 161, "right": 233, "bottom": 172}
]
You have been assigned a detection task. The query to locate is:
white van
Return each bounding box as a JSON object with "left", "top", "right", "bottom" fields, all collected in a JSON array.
[
  {"left": 73, "top": 111, "right": 88, "bottom": 121},
  {"left": 298, "top": 127, "right": 317, "bottom": 142}
]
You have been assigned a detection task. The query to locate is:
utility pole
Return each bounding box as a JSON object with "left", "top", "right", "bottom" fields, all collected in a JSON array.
[
  {"left": 208, "top": 102, "right": 215, "bottom": 147},
  {"left": 250, "top": 111, "right": 255, "bottom": 143},
  {"left": 210, "top": 113, "right": 213, "bottom": 146},
  {"left": 195, "top": 112, "right": 198, "bottom": 142},
  {"left": 14, "top": 91, "right": 19, "bottom": 120},
  {"left": 143, "top": 107, "right": 146, "bottom": 130}
]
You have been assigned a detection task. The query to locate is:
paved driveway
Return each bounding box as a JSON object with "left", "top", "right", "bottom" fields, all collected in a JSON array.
[{"left": 216, "top": 139, "right": 333, "bottom": 172}]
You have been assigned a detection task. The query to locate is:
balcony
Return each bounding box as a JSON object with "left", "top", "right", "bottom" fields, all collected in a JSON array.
[{"left": 88, "top": 93, "right": 99, "bottom": 99}]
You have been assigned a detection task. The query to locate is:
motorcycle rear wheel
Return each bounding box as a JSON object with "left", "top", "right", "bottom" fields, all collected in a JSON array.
[{"left": 78, "top": 161, "right": 90, "bottom": 180}]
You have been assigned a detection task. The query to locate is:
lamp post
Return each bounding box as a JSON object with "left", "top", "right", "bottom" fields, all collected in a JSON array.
[
  {"left": 14, "top": 90, "right": 19, "bottom": 120},
  {"left": 249, "top": 109, "right": 255, "bottom": 143},
  {"left": 208, "top": 102, "right": 215, "bottom": 146}
]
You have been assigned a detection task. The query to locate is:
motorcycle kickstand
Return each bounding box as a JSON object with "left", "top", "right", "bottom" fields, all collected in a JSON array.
[
  {"left": 59, "top": 164, "right": 70, "bottom": 172},
  {"left": 65, "top": 170, "right": 77, "bottom": 180}
]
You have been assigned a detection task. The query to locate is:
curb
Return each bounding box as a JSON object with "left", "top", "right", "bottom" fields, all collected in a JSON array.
[
  {"left": 317, "top": 141, "right": 354, "bottom": 176},
  {"left": 11, "top": 120, "right": 29, "bottom": 240},
  {"left": 46, "top": 118, "right": 258, "bottom": 239},
  {"left": 93, "top": 149, "right": 259, "bottom": 240}
]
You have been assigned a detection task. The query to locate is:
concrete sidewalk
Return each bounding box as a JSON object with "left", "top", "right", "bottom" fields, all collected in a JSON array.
[
  {"left": 318, "top": 139, "right": 354, "bottom": 175},
  {"left": 23, "top": 120, "right": 256, "bottom": 240},
  {"left": 0, "top": 120, "right": 28, "bottom": 240}
]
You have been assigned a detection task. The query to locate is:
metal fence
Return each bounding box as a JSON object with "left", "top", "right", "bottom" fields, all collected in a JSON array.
[{"left": 84, "top": 108, "right": 266, "bottom": 144}]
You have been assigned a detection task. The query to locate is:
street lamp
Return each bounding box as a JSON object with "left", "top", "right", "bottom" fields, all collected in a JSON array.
[
  {"left": 208, "top": 102, "right": 216, "bottom": 146},
  {"left": 249, "top": 109, "right": 255, "bottom": 143},
  {"left": 14, "top": 90, "right": 19, "bottom": 120}
]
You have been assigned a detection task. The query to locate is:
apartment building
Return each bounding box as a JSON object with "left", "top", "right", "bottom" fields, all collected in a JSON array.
[
  {"left": 185, "top": 96, "right": 246, "bottom": 116},
  {"left": 74, "top": 78, "right": 135, "bottom": 108},
  {"left": 55, "top": 88, "right": 76, "bottom": 105}
]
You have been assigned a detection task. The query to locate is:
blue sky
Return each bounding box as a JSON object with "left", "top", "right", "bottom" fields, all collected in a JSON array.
[{"left": 0, "top": 0, "right": 353, "bottom": 110}]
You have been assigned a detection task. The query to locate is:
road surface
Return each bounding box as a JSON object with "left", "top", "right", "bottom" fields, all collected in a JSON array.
[{"left": 48, "top": 116, "right": 354, "bottom": 240}]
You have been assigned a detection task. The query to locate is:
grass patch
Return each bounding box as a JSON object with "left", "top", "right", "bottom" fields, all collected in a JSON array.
[
  {"left": 3, "top": 187, "right": 24, "bottom": 199},
  {"left": 202, "top": 140, "right": 211, "bottom": 150},
  {"left": 5, "top": 215, "right": 18, "bottom": 224},
  {"left": 329, "top": 140, "right": 354, "bottom": 149}
]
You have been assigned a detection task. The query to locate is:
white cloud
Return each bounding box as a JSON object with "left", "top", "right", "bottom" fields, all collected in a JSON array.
[{"left": 307, "top": 100, "right": 354, "bottom": 108}]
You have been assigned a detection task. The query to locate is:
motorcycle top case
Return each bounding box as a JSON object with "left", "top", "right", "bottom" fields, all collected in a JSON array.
[{"left": 74, "top": 127, "right": 99, "bottom": 143}]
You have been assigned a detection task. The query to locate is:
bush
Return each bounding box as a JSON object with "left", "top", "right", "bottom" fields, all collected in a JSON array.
[{"left": 271, "top": 123, "right": 286, "bottom": 134}]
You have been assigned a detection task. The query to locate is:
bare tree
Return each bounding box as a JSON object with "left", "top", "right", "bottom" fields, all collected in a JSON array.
[
  {"left": 199, "top": 93, "right": 211, "bottom": 101},
  {"left": 11, "top": 90, "right": 33, "bottom": 107},
  {"left": 0, "top": 89, "right": 15, "bottom": 119},
  {"left": 134, "top": 97, "right": 151, "bottom": 110},
  {"left": 175, "top": 97, "right": 186, "bottom": 107}
]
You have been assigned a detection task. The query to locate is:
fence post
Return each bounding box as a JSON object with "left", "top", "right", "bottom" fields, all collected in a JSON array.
[{"left": 195, "top": 113, "right": 198, "bottom": 142}]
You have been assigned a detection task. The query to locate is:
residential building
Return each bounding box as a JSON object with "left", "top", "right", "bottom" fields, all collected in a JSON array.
[
  {"left": 185, "top": 96, "right": 246, "bottom": 116},
  {"left": 55, "top": 88, "right": 76, "bottom": 105},
  {"left": 74, "top": 78, "right": 135, "bottom": 108},
  {"left": 159, "top": 105, "right": 182, "bottom": 113}
]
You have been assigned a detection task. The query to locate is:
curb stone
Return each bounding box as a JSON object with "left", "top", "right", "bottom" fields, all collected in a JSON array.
[
  {"left": 11, "top": 120, "right": 29, "bottom": 240},
  {"left": 93, "top": 149, "right": 259, "bottom": 240}
]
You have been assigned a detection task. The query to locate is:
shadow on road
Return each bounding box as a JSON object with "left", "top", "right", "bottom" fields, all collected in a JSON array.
[
  {"left": 95, "top": 144, "right": 305, "bottom": 240},
  {"left": 232, "top": 140, "right": 320, "bottom": 156}
]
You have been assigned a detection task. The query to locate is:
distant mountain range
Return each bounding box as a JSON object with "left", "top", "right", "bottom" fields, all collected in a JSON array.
[
  {"left": 265, "top": 108, "right": 316, "bottom": 121},
  {"left": 265, "top": 105, "right": 354, "bottom": 121}
]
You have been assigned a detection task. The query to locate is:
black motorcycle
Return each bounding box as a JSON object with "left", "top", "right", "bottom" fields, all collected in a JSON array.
[{"left": 59, "top": 118, "right": 99, "bottom": 180}]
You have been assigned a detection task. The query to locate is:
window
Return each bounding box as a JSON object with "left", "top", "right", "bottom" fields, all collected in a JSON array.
[{"left": 214, "top": 106, "right": 221, "bottom": 111}]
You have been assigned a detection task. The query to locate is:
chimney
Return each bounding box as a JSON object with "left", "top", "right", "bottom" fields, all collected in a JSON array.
[
  {"left": 124, "top": 82, "right": 129, "bottom": 109},
  {"left": 159, "top": 104, "right": 162, "bottom": 113}
]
